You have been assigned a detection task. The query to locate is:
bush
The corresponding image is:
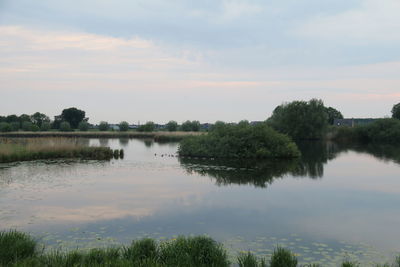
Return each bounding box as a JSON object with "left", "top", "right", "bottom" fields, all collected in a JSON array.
[
  {"left": 178, "top": 121, "right": 300, "bottom": 159},
  {"left": 238, "top": 252, "right": 266, "bottom": 267},
  {"left": 21, "top": 121, "right": 35, "bottom": 131},
  {"left": 78, "top": 121, "right": 89, "bottom": 131},
  {"left": 180, "top": 120, "right": 201, "bottom": 132},
  {"left": 30, "top": 125, "right": 40, "bottom": 132},
  {"left": 269, "top": 247, "right": 297, "bottom": 267},
  {"left": 0, "top": 230, "right": 37, "bottom": 265},
  {"left": 119, "top": 121, "right": 129, "bottom": 132},
  {"left": 98, "top": 121, "right": 109, "bottom": 131},
  {"left": 0, "top": 122, "right": 12, "bottom": 132},
  {"left": 60, "top": 121, "right": 72, "bottom": 132},
  {"left": 268, "top": 99, "right": 328, "bottom": 140}
]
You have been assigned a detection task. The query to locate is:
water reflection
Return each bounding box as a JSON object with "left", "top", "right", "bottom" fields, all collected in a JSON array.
[
  {"left": 118, "top": 138, "right": 130, "bottom": 147},
  {"left": 179, "top": 141, "right": 344, "bottom": 188}
]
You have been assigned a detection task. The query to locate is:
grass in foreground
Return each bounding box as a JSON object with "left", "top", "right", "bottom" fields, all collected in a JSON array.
[
  {"left": 1, "top": 231, "right": 400, "bottom": 267},
  {"left": 0, "top": 138, "right": 122, "bottom": 163}
]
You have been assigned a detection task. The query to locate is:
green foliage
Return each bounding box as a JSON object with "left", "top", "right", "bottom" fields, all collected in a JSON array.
[
  {"left": 138, "top": 121, "right": 156, "bottom": 132},
  {"left": 166, "top": 120, "right": 178, "bottom": 131},
  {"left": 0, "top": 230, "right": 37, "bottom": 266},
  {"left": 60, "top": 107, "right": 86, "bottom": 128},
  {"left": 123, "top": 238, "right": 158, "bottom": 264},
  {"left": 0, "top": 122, "right": 12, "bottom": 132},
  {"left": 10, "top": 122, "right": 20, "bottom": 131},
  {"left": 325, "top": 106, "right": 344, "bottom": 125},
  {"left": 59, "top": 121, "right": 72, "bottom": 132},
  {"left": 119, "top": 121, "right": 129, "bottom": 132},
  {"left": 78, "top": 121, "right": 90, "bottom": 131},
  {"left": 268, "top": 99, "right": 328, "bottom": 140},
  {"left": 237, "top": 252, "right": 266, "bottom": 267},
  {"left": 21, "top": 121, "right": 34, "bottom": 131},
  {"left": 392, "top": 103, "right": 400, "bottom": 120},
  {"left": 341, "top": 261, "right": 359, "bottom": 267},
  {"left": 159, "top": 236, "right": 229, "bottom": 267},
  {"left": 99, "top": 121, "right": 110, "bottom": 131},
  {"left": 30, "top": 112, "right": 50, "bottom": 127},
  {"left": 178, "top": 121, "right": 300, "bottom": 159},
  {"left": 40, "top": 122, "right": 51, "bottom": 131},
  {"left": 269, "top": 246, "right": 297, "bottom": 267},
  {"left": 180, "top": 120, "right": 201, "bottom": 132}
]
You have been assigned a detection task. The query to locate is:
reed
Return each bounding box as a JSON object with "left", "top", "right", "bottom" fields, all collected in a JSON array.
[{"left": 0, "top": 138, "right": 120, "bottom": 163}]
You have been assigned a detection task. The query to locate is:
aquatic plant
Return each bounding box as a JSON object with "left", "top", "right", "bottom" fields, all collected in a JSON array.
[
  {"left": 341, "top": 260, "right": 359, "bottom": 267},
  {"left": 237, "top": 252, "right": 266, "bottom": 267},
  {"left": 269, "top": 246, "right": 298, "bottom": 267},
  {"left": 0, "top": 230, "right": 37, "bottom": 266}
]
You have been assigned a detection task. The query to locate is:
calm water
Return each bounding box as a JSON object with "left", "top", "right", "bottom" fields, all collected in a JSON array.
[{"left": 1, "top": 138, "right": 400, "bottom": 266}]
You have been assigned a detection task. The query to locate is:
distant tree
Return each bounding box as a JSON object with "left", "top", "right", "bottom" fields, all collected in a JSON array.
[
  {"left": 30, "top": 125, "right": 40, "bottom": 132},
  {"left": 21, "top": 121, "right": 35, "bottom": 131},
  {"left": 180, "top": 120, "right": 201, "bottom": 132},
  {"left": 19, "top": 114, "right": 32, "bottom": 124},
  {"left": 78, "top": 121, "right": 90, "bottom": 131},
  {"left": 166, "top": 120, "right": 178, "bottom": 131},
  {"left": 267, "top": 99, "right": 328, "bottom": 140},
  {"left": 40, "top": 122, "right": 51, "bottom": 131},
  {"left": 392, "top": 103, "right": 400, "bottom": 120},
  {"left": 119, "top": 121, "right": 129, "bottom": 132},
  {"left": 60, "top": 108, "right": 86, "bottom": 129},
  {"left": 6, "top": 115, "right": 18, "bottom": 123},
  {"left": 138, "top": 121, "right": 155, "bottom": 132},
  {"left": 0, "top": 116, "right": 5, "bottom": 123},
  {"left": 10, "top": 122, "right": 20, "bottom": 131},
  {"left": 98, "top": 121, "right": 109, "bottom": 131},
  {"left": 0, "top": 122, "right": 12, "bottom": 132},
  {"left": 52, "top": 115, "right": 63, "bottom": 129},
  {"left": 31, "top": 112, "right": 50, "bottom": 127},
  {"left": 60, "top": 121, "right": 72, "bottom": 132},
  {"left": 325, "top": 107, "right": 344, "bottom": 125}
]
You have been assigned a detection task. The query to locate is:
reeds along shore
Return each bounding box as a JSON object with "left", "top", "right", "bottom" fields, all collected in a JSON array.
[
  {"left": 1, "top": 231, "right": 399, "bottom": 267},
  {"left": 0, "top": 138, "right": 123, "bottom": 163},
  {"left": 0, "top": 131, "right": 204, "bottom": 141}
]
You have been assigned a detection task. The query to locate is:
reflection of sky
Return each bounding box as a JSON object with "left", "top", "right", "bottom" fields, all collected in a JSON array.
[{"left": 1, "top": 139, "right": 400, "bottom": 264}]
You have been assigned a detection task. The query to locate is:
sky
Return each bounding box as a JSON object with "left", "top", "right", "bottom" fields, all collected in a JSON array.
[{"left": 0, "top": 0, "right": 399, "bottom": 124}]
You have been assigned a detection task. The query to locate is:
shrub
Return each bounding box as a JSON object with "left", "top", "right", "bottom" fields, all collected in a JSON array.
[
  {"left": 78, "top": 121, "right": 90, "bottom": 131},
  {"left": 21, "top": 121, "right": 35, "bottom": 131},
  {"left": 123, "top": 238, "right": 158, "bottom": 263},
  {"left": 238, "top": 252, "right": 266, "bottom": 267},
  {"left": 180, "top": 120, "right": 201, "bottom": 132},
  {"left": 98, "top": 121, "right": 109, "bottom": 131},
  {"left": 119, "top": 121, "right": 129, "bottom": 132},
  {"left": 59, "top": 121, "right": 72, "bottom": 132},
  {"left": 269, "top": 246, "right": 297, "bottom": 267},
  {"left": 178, "top": 121, "right": 300, "bottom": 159}
]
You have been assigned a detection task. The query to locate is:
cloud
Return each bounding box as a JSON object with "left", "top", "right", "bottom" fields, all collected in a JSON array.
[{"left": 294, "top": 0, "right": 400, "bottom": 44}]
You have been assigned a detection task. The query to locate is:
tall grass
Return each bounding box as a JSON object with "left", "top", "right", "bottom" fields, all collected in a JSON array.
[
  {"left": 1, "top": 230, "right": 400, "bottom": 266},
  {"left": 0, "top": 138, "right": 120, "bottom": 163}
]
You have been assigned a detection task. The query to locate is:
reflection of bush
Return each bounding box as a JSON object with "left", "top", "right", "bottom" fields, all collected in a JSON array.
[{"left": 179, "top": 141, "right": 342, "bottom": 188}]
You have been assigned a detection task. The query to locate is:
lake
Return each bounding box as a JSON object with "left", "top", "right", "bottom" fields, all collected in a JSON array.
[{"left": 1, "top": 138, "right": 400, "bottom": 266}]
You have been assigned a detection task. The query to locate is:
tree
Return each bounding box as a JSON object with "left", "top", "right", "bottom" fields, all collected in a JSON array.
[
  {"left": 98, "top": 121, "right": 109, "bottom": 131},
  {"left": 60, "top": 121, "right": 72, "bottom": 132},
  {"left": 166, "top": 120, "right": 178, "bottom": 131},
  {"left": 60, "top": 108, "right": 86, "bottom": 129},
  {"left": 119, "top": 121, "right": 129, "bottom": 132},
  {"left": 325, "top": 107, "right": 343, "bottom": 125},
  {"left": 0, "top": 122, "right": 12, "bottom": 132},
  {"left": 267, "top": 99, "right": 328, "bottom": 140},
  {"left": 138, "top": 121, "right": 155, "bottom": 132},
  {"left": 22, "top": 121, "right": 35, "bottom": 131},
  {"left": 78, "top": 121, "right": 90, "bottom": 131},
  {"left": 40, "top": 122, "right": 51, "bottom": 131},
  {"left": 392, "top": 103, "right": 400, "bottom": 120},
  {"left": 31, "top": 112, "right": 50, "bottom": 127},
  {"left": 180, "top": 120, "right": 201, "bottom": 132}
]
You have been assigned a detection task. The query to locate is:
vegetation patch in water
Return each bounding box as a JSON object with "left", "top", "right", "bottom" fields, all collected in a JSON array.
[
  {"left": 178, "top": 121, "right": 300, "bottom": 159},
  {"left": 0, "top": 138, "right": 121, "bottom": 163}
]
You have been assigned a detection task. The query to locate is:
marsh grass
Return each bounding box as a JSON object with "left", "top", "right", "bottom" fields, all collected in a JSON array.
[
  {"left": 2, "top": 231, "right": 399, "bottom": 267},
  {"left": 0, "top": 138, "right": 120, "bottom": 163}
]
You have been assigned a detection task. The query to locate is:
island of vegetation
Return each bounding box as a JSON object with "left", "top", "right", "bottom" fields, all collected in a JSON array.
[
  {"left": 1, "top": 230, "right": 399, "bottom": 267},
  {"left": 178, "top": 121, "right": 300, "bottom": 159},
  {"left": 0, "top": 138, "right": 123, "bottom": 163}
]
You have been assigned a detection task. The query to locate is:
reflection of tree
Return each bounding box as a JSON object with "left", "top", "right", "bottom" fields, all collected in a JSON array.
[
  {"left": 179, "top": 141, "right": 342, "bottom": 188},
  {"left": 99, "top": 138, "right": 109, "bottom": 146},
  {"left": 119, "top": 138, "right": 129, "bottom": 147},
  {"left": 143, "top": 139, "right": 153, "bottom": 148}
]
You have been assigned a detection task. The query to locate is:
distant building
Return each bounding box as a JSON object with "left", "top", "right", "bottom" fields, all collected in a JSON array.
[{"left": 333, "top": 118, "right": 377, "bottom": 127}]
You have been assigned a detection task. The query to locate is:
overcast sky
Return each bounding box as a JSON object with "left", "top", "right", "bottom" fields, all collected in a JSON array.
[{"left": 1, "top": 0, "right": 399, "bottom": 124}]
